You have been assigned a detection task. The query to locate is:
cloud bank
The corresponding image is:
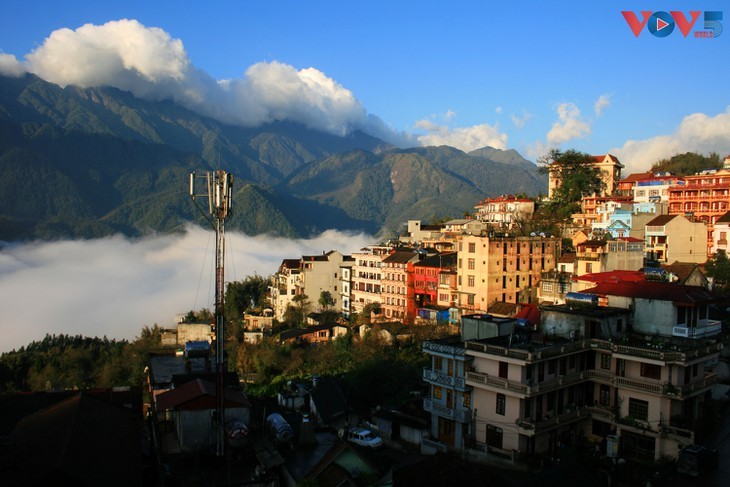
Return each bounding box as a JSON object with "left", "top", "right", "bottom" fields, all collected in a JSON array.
[
  {"left": 415, "top": 119, "right": 508, "bottom": 152},
  {"left": 611, "top": 106, "right": 730, "bottom": 174},
  {"left": 1, "top": 19, "right": 409, "bottom": 145},
  {"left": 0, "top": 226, "right": 371, "bottom": 353}
]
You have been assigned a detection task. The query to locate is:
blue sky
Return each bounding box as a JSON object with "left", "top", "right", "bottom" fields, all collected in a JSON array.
[{"left": 1, "top": 0, "right": 729, "bottom": 173}]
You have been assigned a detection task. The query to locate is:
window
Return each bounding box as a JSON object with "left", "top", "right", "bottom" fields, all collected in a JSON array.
[
  {"left": 434, "top": 356, "right": 443, "bottom": 372},
  {"left": 628, "top": 398, "right": 649, "bottom": 421},
  {"left": 640, "top": 363, "right": 661, "bottom": 380},
  {"left": 548, "top": 360, "right": 556, "bottom": 375},
  {"left": 433, "top": 386, "right": 442, "bottom": 400},
  {"left": 468, "top": 242, "right": 476, "bottom": 253},
  {"left": 468, "top": 275, "right": 475, "bottom": 287},
  {"left": 468, "top": 258, "right": 475, "bottom": 270},
  {"left": 496, "top": 393, "right": 506, "bottom": 415},
  {"left": 599, "top": 385, "right": 610, "bottom": 406},
  {"left": 499, "top": 361, "right": 508, "bottom": 379},
  {"left": 462, "top": 392, "right": 471, "bottom": 408},
  {"left": 600, "top": 353, "right": 611, "bottom": 370}
]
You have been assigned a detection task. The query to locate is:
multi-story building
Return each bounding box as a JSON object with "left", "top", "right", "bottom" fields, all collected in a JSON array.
[
  {"left": 413, "top": 251, "right": 457, "bottom": 309},
  {"left": 633, "top": 174, "right": 685, "bottom": 204},
  {"left": 456, "top": 235, "right": 560, "bottom": 312},
  {"left": 616, "top": 171, "right": 653, "bottom": 197},
  {"left": 350, "top": 246, "right": 390, "bottom": 316},
  {"left": 381, "top": 250, "right": 420, "bottom": 322},
  {"left": 574, "top": 237, "right": 644, "bottom": 276},
  {"left": 668, "top": 169, "right": 730, "bottom": 255},
  {"left": 460, "top": 279, "right": 722, "bottom": 463},
  {"left": 571, "top": 196, "right": 633, "bottom": 228},
  {"left": 399, "top": 220, "right": 445, "bottom": 246},
  {"left": 645, "top": 214, "right": 708, "bottom": 264},
  {"left": 473, "top": 195, "right": 535, "bottom": 230},
  {"left": 298, "top": 251, "right": 347, "bottom": 312},
  {"left": 549, "top": 154, "right": 624, "bottom": 199},
  {"left": 422, "top": 313, "right": 516, "bottom": 452},
  {"left": 711, "top": 210, "right": 730, "bottom": 255},
  {"left": 270, "top": 259, "right": 303, "bottom": 321},
  {"left": 339, "top": 256, "right": 355, "bottom": 318}
]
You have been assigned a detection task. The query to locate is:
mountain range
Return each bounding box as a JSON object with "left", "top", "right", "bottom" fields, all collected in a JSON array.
[{"left": 0, "top": 74, "right": 546, "bottom": 240}]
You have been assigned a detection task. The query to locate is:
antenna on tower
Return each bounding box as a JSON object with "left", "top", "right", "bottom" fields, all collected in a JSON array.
[{"left": 189, "top": 169, "right": 234, "bottom": 457}]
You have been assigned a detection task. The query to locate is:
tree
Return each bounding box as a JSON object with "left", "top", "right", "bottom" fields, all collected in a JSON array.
[
  {"left": 538, "top": 149, "right": 606, "bottom": 220},
  {"left": 651, "top": 152, "right": 721, "bottom": 176},
  {"left": 318, "top": 290, "right": 334, "bottom": 311},
  {"left": 705, "top": 250, "right": 730, "bottom": 290},
  {"left": 225, "top": 275, "right": 269, "bottom": 321}
]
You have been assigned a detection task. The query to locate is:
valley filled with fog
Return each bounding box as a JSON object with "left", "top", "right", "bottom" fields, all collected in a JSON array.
[{"left": 0, "top": 226, "right": 371, "bottom": 353}]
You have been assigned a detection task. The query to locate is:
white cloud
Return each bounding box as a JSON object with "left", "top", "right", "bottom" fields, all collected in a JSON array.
[
  {"left": 0, "top": 226, "right": 372, "bottom": 353},
  {"left": 546, "top": 102, "right": 591, "bottom": 145},
  {"left": 0, "top": 52, "right": 26, "bottom": 77},
  {"left": 610, "top": 106, "right": 730, "bottom": 174},
  {"left": 594, "top": 94, "right": 611, "bottom": 117},
  {"left": 415, "top": 120, "right": 508, "bottom": 152},
  {"left": 12, "top": 19, "right": 407, "bottom": 144},
  {"left": 495, "top": 106, "right": 503, "bottom": 114},
  {"left": 511, "top": 110, "right": 533, "bottom": 129}
]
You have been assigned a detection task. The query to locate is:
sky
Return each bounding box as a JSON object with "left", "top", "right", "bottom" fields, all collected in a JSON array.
[
  {"left": 1, "top": 0, "right": 729, "bottom": 175},
  {"left": 1, "top": 1, "right": 729, "bottom": 352}
]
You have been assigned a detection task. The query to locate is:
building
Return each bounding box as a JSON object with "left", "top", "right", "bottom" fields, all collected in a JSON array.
[
  {"left": 413, "top": 251, "right": 457, "bottom": 309},
  {"left": 381, "top": 249, "right": 420, "bottom": 322},
  {"left": 668, "top": 169, "right": 730, "bottom": 255},
  {"left": 574, "top": 237, "right": 644, "bottom": 276},
  {"left": 456, "top": 235, "right": 560, "bottom": 312},
  {"left": 339, "top": 257, "right": 355, "bottom": 318},
  {"left": 473, "top": 195, "right": 535, "bottom": 230},
  {"left": 633, "top": 174, "right": 685, "bottom": 203},
  {"left": 645, "top": 214, "right": 708, "bottom": 264},
  {"left": 298, "top": 251, "right": 347, "bottom": 312},
  {"left": 350, "top": 246, "right": 390, "bottom": 316},
  {"left": 572, "top": 195, "right": 633, "bottom": 228},
  {"left": 270, "top": 259, "right": 302, "bottom": 321},
  {"left": 548, "top": 154, "right": 624, "bottom": 199},
  {"left": 399, "top": 220, "right": 445, "bottom": 245},
  {"left": 711, "top": 210, "right": 730, "bottom": 255},
  {"left": 459, "top": 278, "right": 722, "bottom": 463}
]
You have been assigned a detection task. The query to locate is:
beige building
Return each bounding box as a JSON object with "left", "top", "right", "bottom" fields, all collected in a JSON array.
[
  {"left": 473, "top": 195, "right": 535, "bottom": 229},
  {"left": 269, "top": 259, "right": 302, "bottom": 321},
  {"left": 645, "top": 214, "right": 708, "bottom": 264},
  {"left": 350, "top": 245, "right": 390, "bottom": 315},
  {"left": 574, "top": 237, "right": 645, "bottom": 276},
  {"left": 548, "top": 154, "right": 624, "bottom": 199},
  {"left": 456, "top": 235, "right": 560, "bottom": 312},
  {"left": 298, "top": 251, "right": 347, "bottom": 312},
  {"left": 461, "top": 280, "right": 721, "bottom": 463}
]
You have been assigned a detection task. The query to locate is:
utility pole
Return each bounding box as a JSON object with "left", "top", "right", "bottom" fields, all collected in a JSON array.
[{"left": 190, "top": 169, "right": 233, "bottom": 457}]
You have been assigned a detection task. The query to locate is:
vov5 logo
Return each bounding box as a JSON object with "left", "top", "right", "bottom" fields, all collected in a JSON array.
[{"left": 622, "top": 11, "right": 723, "bottom": 38}]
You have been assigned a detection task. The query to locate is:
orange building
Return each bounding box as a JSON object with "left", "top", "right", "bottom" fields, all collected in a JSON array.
[{"left": 667, "top": 169, "right": 730, "bottom": 255}]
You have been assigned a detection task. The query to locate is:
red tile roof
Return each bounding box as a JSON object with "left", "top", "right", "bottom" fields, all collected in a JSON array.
[
  {"left": 156, "top": 378, "right": 249, "bottom": 411},
  {"left": 583, "top": 281, "right": 719, "bottom": 305}
]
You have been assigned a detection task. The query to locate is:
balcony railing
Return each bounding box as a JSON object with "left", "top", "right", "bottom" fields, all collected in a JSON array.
[
  {"left": 516, "top": 408, "right": 587, "bottom": 434},
  {"left": 423, "top": 341, "right": 466, "bottom": 356},
  {"left": 672, "top": 321, "right": 722, "bottom": 338},
  {"left": 423, "top": 398, "right": 472, "bottom": 422},
  {"left": 423, "top": 368, "right": 468, "bottom": 390}
]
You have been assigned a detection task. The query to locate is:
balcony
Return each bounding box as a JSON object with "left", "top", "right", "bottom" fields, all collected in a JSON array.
[
  {"left": 423, "top": 368, "right": 468, "bottom": 391},
  {"left": 672, "top": 321, "right": 722, "bottom": 338},
  {"left": 423, "top": 398, "right": 472, "bottom": 422},
  {"left": 516, "top": 408, "right": 587, "bottom": 434},
  {"left": 467, "top": 369, "right": 587, "bottom": 397}
]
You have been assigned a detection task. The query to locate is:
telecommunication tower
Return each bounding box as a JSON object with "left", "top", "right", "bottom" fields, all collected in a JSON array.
[{"left": 189, "top": 169, "right": 233, "bottom": 457}]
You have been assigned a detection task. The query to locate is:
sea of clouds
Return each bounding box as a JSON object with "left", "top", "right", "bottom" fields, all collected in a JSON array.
[{"left": 0, "top": 226, "right": 372, "bottom": 353}]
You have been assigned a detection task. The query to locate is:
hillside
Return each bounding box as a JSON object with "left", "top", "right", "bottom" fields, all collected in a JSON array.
[{"left": 0, "top": 74, "right": 546, "bottom": 240}]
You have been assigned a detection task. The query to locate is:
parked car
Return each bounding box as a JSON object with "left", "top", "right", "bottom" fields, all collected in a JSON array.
[{"left": 346, "top": 427, "right": 383, "bottom": 449}]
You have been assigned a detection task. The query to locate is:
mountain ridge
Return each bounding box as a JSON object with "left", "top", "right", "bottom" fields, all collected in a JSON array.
[{"left": 0, "top": 74, "right": 546, "bottom": 240}]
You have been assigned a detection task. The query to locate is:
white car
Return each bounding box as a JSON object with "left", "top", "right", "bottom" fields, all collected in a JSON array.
[{"left": 347, "top": 428, "right": 383, "bottom": 449}]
